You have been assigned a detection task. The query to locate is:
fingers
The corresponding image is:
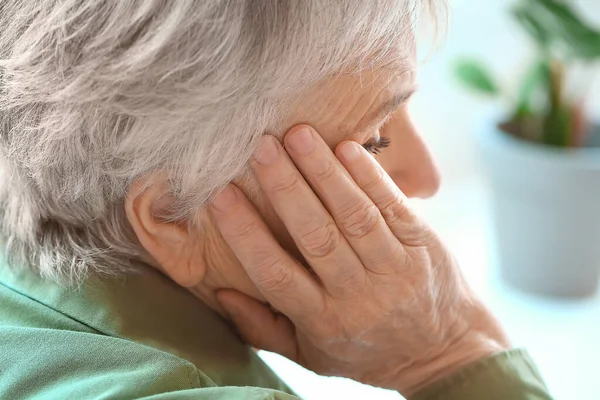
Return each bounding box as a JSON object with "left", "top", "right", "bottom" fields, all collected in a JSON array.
[
  {"left": 216, "top": 289, "right": 298, "bottom": 361},
  {"left": 336, "top": 141, "right": 427, "bottom": 247},
  {"left": 250, "top": 135, "right": 367, "bottom": 293},
  {"left": 282, "top": 126, "right": 404, "bottom": 273},
  {"left": 210, "top": 184, "right": 324, "bottom": 322}
]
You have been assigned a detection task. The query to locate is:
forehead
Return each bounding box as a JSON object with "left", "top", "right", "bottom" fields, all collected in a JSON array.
[
  {"left": 295, "top": 56, "right": 415, "bottom": 120},
  {"left": 280, "top": 48, "right": 417, "bottom": 146},
  {"left": 313, "top": 48, "right": 417, "bottom": 103},
  {"left": 331, "top": 51, "right": 417, "bottom": 92}
]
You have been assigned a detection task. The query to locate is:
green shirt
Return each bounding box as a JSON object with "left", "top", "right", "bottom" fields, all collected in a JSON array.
[{"left": 0, "top": 263, "right": 553, "bottom": 399}]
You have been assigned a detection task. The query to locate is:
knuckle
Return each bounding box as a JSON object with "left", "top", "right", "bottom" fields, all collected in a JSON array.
[
  {"left": 269, "top": 173, "right": 301, "bottom": 196},
  {"left": 231, "top": 217, "right": 259, "bottom": 240},
  {"left": 379, "top": 193, "right": 411, "bottom": 224},
  {"left": 339, "top": 203, "right": 380, "bottom": 239},
  {"left": 364, "top": 244, "right": 406, "bottom": 275},
  {"left": 298, "top": 220, "right": 340, "bottom": 258},
  {"left": 403, "top": 223, "right": 433, "bottom": 246},
  {"left": 250, "top": 247, "right": 282, "bottom": 272},
  {"left": 361, "top": 170, "right": 386, "bottom": 192},
  {"left": 312, "top": 161, "right": 337, "bottom": 184},
  {"left": 255, "top": 261, "right": 295, "bottom": 293}
]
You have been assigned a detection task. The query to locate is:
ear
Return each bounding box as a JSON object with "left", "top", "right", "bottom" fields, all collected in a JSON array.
[{"left": 125, "top": 173, "right": 206, "bottom": 287}]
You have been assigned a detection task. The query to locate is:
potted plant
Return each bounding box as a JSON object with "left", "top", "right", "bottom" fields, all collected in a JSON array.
[{"left": 454, "top": 0, "right": 600, "bottom": 297}]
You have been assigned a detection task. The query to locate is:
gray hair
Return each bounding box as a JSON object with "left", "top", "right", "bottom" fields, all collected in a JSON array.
[{"left": 0, "top": 0, "right": 435, "bottom": 283}]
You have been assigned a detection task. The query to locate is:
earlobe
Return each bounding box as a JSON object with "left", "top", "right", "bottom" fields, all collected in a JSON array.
[{"left": 125, "top": 174, "right": 206, "bottom": 287}]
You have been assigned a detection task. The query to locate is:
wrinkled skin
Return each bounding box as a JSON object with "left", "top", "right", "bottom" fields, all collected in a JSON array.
[{"left": 211, "top": 125, "right": 509, "bottom": 396}]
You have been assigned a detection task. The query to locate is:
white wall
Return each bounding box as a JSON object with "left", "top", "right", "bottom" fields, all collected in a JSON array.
[{"left": 412, "top": 0, "right": 600, "bottom": 185}]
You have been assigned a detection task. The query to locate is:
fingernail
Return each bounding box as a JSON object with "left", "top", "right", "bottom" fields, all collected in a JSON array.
[
  {"left": 287, "top": 128, "right": 314, "bottom": 155},
  {"left": 211, "top": 185, "right": 238, "bottom": 213},
  {"left": 253, "top": 136, "right": 280, "bottom": 165},
  {"left": 339, "top": 141, "right": 362, "bottom": 162}
]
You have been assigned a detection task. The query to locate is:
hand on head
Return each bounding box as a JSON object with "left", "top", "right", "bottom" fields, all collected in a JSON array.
[{"left": 210, "top": 125, "right": 509, "bottom": 396}]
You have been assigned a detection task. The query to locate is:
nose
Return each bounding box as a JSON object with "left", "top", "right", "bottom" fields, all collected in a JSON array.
[{"left": 376, "top": 108, "right": 440, "bottom": 198}]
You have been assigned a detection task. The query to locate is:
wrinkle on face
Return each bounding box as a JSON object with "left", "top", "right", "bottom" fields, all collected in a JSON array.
[{"left": 285, "top": 62, "right": 417, "bottom": 150}]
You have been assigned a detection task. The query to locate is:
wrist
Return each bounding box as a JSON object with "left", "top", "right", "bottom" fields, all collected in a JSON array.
[
  {"left": 404, "top": 335, "right": 508, "bottom": 395},
  {"left": 395, "top": 309, "right": 511, "bottom": 396}
]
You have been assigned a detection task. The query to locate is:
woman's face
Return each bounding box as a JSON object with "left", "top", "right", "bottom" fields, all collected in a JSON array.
[
  {"left": 285, "top": 55, "right": 439, "bottom": 198},
  {"left": 132, "top": 51, "right": 440, "bottom": 306},
  {"left": 246, "top": 53, "right": 440, "bottom": 264}
]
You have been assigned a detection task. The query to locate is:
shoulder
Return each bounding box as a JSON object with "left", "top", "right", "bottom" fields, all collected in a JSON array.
[
  {"left": 1, "top": 325, "right": 300, "bottom": 399},
  {"left": 0, "top": 325, "right": 214, "bottom": 398}
]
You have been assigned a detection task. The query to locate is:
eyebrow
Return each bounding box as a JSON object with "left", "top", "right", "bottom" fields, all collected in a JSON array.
[{"left": 359, "top": 88, "right": 417, "bottom": 133}]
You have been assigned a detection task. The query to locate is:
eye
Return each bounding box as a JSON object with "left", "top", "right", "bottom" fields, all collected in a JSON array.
[{"left": 362, "top": 136, "right": 391, "bottom": 154}]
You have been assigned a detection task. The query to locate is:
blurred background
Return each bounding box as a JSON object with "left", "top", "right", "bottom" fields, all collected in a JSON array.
[{"left": 260, "top": 0, "right": 600, "bottom": 399}]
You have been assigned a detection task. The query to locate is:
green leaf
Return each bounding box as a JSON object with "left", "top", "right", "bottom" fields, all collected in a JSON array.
[
  {"left": 526, "top": 0, "right": 600, "bottom": 60},
  {"left": 512, "top": 7, "right": 553, "bottom": 49},
  {"left": 535, "top": 0, "right": 584, "bottom": 27},
  {"left": 515, "top": 59, "right": 551, "bottom": 118},
  {"left": 568, "top": 34, "right": 600, "bottom": 59},
  {"left": 454, "top": 60, "right": 499, "bottom": 96}
]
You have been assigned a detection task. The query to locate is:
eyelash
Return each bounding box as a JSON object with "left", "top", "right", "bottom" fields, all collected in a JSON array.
[
  {"left": 361, "top": 110, "right": 396, "bottom": 154},
  {"left": 362, "top": 136, "right": 391, "bottom": 154}
]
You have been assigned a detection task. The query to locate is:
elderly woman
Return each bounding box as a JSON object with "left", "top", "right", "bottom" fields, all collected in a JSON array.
[{"left": 0, "top": 1, "right": 553, "bottom": 399}]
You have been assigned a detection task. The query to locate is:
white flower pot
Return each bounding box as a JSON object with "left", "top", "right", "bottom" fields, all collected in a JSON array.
[{"left": 476, "top": 123, "right": 600, "bottom": 297}]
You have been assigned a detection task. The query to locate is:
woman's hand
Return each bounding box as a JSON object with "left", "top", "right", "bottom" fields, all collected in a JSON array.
[{"left": 210, "top": 125, "right": 509, "bottom": 395}]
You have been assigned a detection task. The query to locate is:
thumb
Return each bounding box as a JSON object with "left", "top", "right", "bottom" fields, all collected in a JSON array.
[{"left": 216, "top": 289, "right": 298, "bottom": 361}]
